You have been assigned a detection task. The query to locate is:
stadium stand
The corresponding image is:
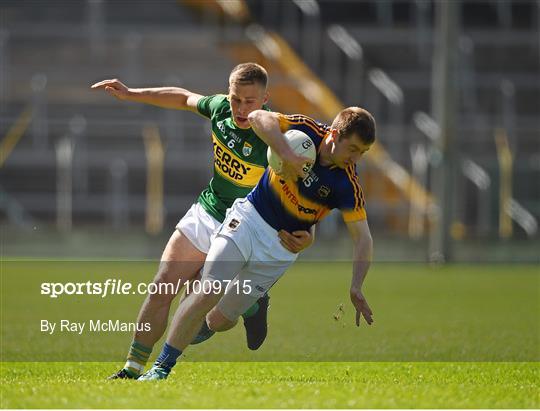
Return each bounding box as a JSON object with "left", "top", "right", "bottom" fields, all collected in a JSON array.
[{"left": 1, "top": 0, "right": 538, "bottom": 243}]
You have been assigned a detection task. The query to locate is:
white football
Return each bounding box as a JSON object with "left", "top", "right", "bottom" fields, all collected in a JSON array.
[{"left": 267, "top": 129, "right": 317, "bottom": 175}]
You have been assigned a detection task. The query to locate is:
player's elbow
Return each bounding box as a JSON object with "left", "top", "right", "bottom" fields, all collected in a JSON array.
[{"left": 247, "top": 110, "right": 265, "bottom": 127}]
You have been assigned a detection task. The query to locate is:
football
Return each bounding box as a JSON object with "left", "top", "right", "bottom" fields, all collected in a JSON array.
[{"left": 267, "top": 129, "right": 317, "bottom": 175}]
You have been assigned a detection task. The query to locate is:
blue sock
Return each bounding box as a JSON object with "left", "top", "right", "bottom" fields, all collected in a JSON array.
[{"left": 154, "top": 342, "right": 182, "bottom": 373}]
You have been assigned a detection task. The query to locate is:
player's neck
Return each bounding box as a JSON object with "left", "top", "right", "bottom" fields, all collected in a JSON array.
[{"left": 319, "top": 136, "right": 335, "bottom": 167}]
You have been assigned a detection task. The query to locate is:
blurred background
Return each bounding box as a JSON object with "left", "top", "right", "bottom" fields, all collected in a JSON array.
[{"left": 0, "top": 0, "right": 538, "bottom": 262}]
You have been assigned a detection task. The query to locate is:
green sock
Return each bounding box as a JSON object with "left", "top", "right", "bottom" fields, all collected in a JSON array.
[
  {"left": 124, "top": 340, "right": 152, "bottom": 377},
  {"left": 242, "top": 302, "right": 259, "bottom": 319}
]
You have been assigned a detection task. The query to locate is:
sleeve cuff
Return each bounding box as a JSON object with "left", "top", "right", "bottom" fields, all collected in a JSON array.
[{"left": 341, "top": 209, "right": 367, "bottom": 222}]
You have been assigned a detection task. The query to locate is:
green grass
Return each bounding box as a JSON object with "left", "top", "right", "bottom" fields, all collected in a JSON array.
[
  {"left": 1, "top": 261, "right": 538, "bottom": 361},
  {"left": 1, "top": 362, "right": 539, "bottom": 408},
  {"left": 1, "top": 262, "right": 539, "bottom": 407}
]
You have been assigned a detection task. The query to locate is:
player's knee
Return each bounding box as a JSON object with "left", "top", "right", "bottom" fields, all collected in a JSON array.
[
  {"left": 146, "top": 265, "right": 184, "bottom": 305},
  {"left": 190, "top": 291, "right": 222, "bottom": 315},
  {"left": 206, "top": 308, "right": 237, "bottom": 332},
  {"left": 154, "top": 261, "right": 184, "bottom": 284},
  {"left": 146, "top": 285, "right": 175, "bottom": 306},
  {"left": 183, "top": 272, "right": 202, "bottom": 296}
]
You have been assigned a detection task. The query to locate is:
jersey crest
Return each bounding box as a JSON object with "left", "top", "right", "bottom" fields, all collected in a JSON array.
[
  {"left": 242, "top": 142, "right": 253, "bottom": 157},
  {"left": 318, "top": 185, "right": 331, "bottom": 198}
]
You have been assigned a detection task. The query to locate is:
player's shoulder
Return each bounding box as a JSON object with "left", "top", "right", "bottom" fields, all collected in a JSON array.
[
  {"left": 208, "top": 94, "right": 231, "bottom": 117},
  {"left": 212, "top": 93, "right": 229, "bottom": 102},
  {"left": 279, "top": 113, "right": 329, "bottom": 144},
  {"left": 344, "top": 163, "right": 361, "bottom": 181},
  {"left": 336, "top": 164, "right": 362, "bottom": 191},
  {"left": 281, "top": 113, "right": 329, "bottom": 131},
  {"left": 209, "top": 93, "right": 229, "bottom": 108},
  {"left": 333, "top": 164, "right": 366, "bottom": 211}
]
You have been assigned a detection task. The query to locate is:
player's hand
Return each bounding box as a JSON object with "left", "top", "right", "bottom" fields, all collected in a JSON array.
[
  {"left": 91, "top": 79, "right": 130, "bottom": 100},
  {"left": 278, "top": 229, "right": 313, "bottom": 253},
  {"left": 350, "top": 288, "right": 373, "bottom": 326},
  {"left": 278, "top": 152, "right": 312, "bottom": 181}
]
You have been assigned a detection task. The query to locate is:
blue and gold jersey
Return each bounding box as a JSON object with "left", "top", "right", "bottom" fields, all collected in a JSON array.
[{"left": 247, "top": 113, "right": 367, "bottom": 232}]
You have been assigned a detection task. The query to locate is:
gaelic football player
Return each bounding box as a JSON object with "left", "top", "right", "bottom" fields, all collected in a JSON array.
[
  {"left": 91, "top": 63, "right": 314, "bottom": 379},
  {"left": 137, "top": 107, "right": 375, "bottom": 380}
]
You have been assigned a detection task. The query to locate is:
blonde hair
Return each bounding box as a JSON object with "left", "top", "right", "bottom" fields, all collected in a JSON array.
[{"left": 229, "top": 62, "right": 268, "bottom": 88}]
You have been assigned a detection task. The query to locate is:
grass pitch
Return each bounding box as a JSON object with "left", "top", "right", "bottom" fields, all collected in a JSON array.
[
  {"left": 1, "top": 362, "right": 538, "bottom": 408},
  {"left": 1, "top": 262, "right": 539, "bottom": 408}
]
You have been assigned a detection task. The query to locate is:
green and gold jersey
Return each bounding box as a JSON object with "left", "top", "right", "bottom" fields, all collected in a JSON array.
[{"left": 196, "top": 94, "right": 270, "bottom": 222}]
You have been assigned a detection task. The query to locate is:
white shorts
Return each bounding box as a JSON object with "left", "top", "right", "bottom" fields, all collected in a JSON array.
[
  {"left": 203, "top": 198, "right": 298, "bottom": 320},
  {"left": 176, "top": 203, "right": 221, "bottom": 254},
  {"left": 217, "top": 198, "right": 298, "bottom": 264}
]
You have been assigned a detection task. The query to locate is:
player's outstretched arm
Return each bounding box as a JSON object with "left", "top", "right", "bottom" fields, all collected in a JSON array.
[
  {"left": 248, "top": 110, "right": 310, "bottom": 180},
  {"left": 90, "top": 78, "right": 203, "bottom": 112},
  {"left": 345, "top": 219, "right": 374, "bottom": 326}
]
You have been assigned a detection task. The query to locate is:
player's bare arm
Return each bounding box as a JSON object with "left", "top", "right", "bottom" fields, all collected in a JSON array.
[
  {"left": 91, "top": 79, "right": 203, "bottom": 113},
  {"left": 346, "top": 219, "right": 374, "bottom": 326},
  {"left": 248, "top": 110, "right": 311, "bottom": 180}
]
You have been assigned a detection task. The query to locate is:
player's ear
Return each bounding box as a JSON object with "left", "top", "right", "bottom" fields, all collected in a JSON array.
[
  {"left": 329, "top": 129, "right": 338, "bottom": 141},
  {"left": 262, "top": 91, "right": 269, "bottom": 105}
]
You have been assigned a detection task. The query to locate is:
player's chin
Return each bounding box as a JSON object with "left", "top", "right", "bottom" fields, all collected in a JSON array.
[{"left": 235, "top": 117, "right": 250, "bottom": 128}]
